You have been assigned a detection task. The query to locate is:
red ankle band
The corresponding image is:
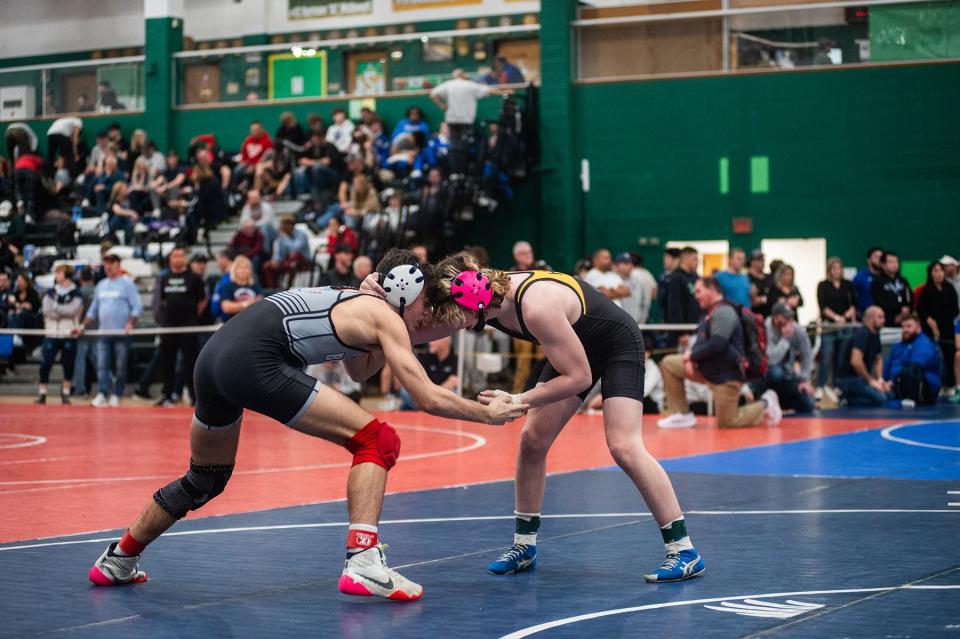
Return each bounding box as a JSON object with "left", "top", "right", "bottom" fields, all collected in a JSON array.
[
  {"left": 119, "top": 530, "right": 146, "bottom": 556},
  {"left": 347, "top": 528, "right": 378, "bottom": 549}
]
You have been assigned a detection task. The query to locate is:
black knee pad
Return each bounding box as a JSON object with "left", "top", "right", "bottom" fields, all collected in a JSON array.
[{"left": 153, "top": 461, "right": 234, "bottom": 519}]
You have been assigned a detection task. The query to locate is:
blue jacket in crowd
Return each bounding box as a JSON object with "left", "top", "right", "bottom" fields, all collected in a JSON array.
[
  {"left": 884, "top": 331, "right": 941, "bottom": 396},
  {"left": 852, "top": 268, "right": 874, "bottom": 316}
]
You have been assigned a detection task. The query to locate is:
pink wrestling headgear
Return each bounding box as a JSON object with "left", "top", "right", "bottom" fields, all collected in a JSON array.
[{"left": 451, "top": 269, "right": 493, "bottom": 316}]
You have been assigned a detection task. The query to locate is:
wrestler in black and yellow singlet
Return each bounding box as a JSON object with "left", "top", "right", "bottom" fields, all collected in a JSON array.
[{"left": 487, "top": 271, "right": 645, "bottom": 401}]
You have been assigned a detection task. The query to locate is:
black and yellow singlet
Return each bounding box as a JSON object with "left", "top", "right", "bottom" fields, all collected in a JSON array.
[{"left": 487, "top": 270, "right": 646, "bottom": 401}]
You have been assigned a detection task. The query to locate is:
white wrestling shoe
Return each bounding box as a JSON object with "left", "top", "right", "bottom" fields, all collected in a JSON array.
[
  {"left": 762, "top": 389, "right": 782, "bottom": 427},
  {"left": 338, "top": 544, "right": 423, "bottom": 602},
  {"left": 657, "top": 413, "right": 697, "bottom": 429},
  {"left": 88, "top": 542, "right": 148, "bottom": 586}
]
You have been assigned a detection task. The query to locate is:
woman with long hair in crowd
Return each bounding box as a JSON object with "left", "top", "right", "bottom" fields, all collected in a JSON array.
[
  {"left": 816, "top": 257, "right": 856, "bottom": 401},
  {"left": 106, "top": 181, "right": 139, "bottom": 244},
  {"left": 212, "top": 255, "right": 262, "bottom": 322},
  {"left": 772, "top": 263, "right": 803, "bottom": 310},
  {"left": 36, "top": 264, "right": 83, "bottom": 404},
  {"left": 917, "top": 260, "right": 959, "bottom": 394}
]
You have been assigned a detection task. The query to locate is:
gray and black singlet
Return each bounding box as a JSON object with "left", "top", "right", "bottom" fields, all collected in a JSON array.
[{"left": 193, "top": 288, "right": 369, "bottom": 429}]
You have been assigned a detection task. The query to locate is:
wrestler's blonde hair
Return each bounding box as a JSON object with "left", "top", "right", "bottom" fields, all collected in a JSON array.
[{"left": 426, "top": 252, "right": 511, "bottom": 327}]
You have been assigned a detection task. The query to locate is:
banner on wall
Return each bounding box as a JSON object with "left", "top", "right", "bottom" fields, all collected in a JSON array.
[
  {"left": 289, "top": 0, "right": 373, "bottom": 20},
  {"left": 393, "top": 0, "right": 481, "bottom": 10}
]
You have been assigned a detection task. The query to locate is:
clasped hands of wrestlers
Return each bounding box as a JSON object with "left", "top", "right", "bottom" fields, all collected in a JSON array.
[{"left": 361, "top": 272, "right": 529, "bottom": 425}]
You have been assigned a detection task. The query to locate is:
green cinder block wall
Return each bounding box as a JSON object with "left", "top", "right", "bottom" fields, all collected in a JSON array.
[{"left": 574, "top": 62, "right": 960, "bottom": 272}]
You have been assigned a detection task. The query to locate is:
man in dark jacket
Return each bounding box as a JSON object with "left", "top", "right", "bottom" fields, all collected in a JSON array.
[
  {"left": 884, "top": 314, "right": 941, "bottom": 405},
  {"left": 665, "top": 246, "right": 701, "bottom": 346},
  {"left": 658, "top": 277, "right": 780, "bottom": 429},
  {"left": 152, "top": 245, "right": 206, "bottom": 406},
  {"left": 872, "top": 251, "right": 912, "bottom": 327}
]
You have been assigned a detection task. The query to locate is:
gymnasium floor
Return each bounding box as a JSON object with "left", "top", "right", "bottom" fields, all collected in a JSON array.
[{"left": 1, "top": 404, "right": 958, "bottom": 638}]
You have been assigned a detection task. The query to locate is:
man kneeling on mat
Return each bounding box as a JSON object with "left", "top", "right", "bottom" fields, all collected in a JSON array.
[{"left": 88, "top": 253, "right": 527, "bottom": 601}]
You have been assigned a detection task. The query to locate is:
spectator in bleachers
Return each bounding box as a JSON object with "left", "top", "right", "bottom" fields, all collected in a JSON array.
[
  {"left": 97, "top": 82, "right": 125, "bottom": 112},
  {"left": 71, "top": 267, "right": 97, "bottom": 398},
  {"left": 153, "top": 245, "right": 206, "bottom": 407},
  {"left": 318, "top": 243, "right": 360, "bottom": 288},
  {"left": 328, "top": 173, "right": 380, "bottom": 230},
  {"left": 836, "top": 305, "right": 889, "bottom": 406},
  {"left": 431, "top": 69, "right": 496, "bottom": 174},
  {"left": 325, "top": 108, "right": 356, "bottom": 155},
  {"left": 392, "top": 106, "right": 430, "bottom": 141},
  {"left": 142, "top": 141, "right": 165, "bottom": 179},
  {"left": 352, "top": 254, "right": 373, "bottom": 283},
  {"left": 262, "top": 215, "right": 310, "bottom": 289},
  {"left": 872, "top": 251, "right": 912, "bottom": 327},
  {"left": 584, "top": 248, "right": 629, "bottom": 308},
  {"left": 128, "top": 129, "right": 148, "bottom": 171},
  {"left": 213, "top": 255, "right": 262, "bottom": 322},
  {"left": 254, "top": 150, "right": 292, "bottom": 199},
  {"left": 614, "top": 252, "right": 649, "bottom": 325},
  {"left": 13, "top": 150, "right": 43, "bottom": 219},
  {"left": 306, "top": 113, "right": 325, "bottom": 138},
  {"left": 4, "top": 122, "right": 37, "bottom": 161},
  {"left": 757, "top": 303, "right": 815, "bottom": 413},
  {"left": 716, "top": 247, "right": 751, "bottom": 307},
  {"left": 86, "top": 131, "right": 111, "bottom": 175},
  {"left": 853, "top": 247, "right": 883, "bottom": 318},
  {"left": 666, "top": 246, "right": 701, "bottom": 346},
  {"left": 228, "top": 218, "right": 265, "bottom": 277},
  {"left": 151, "top": 150, "right": 187, "bottom": 209},
  {"left": 771, "top": 263, "right": 803, "bottom": 311},
  {"left": 6, "top": 271, "right": 42, "bottom": 334},
  {"left": 76, "top": 250, "right": 141, "bottom": 407},
  {"left": 106, "top": 123, "right": 129, "bottom": 167},
  {"left": 297, "top": 131, "right": 342, "bottom": 201},
  {"left": 917, "top": 260, "right": 959, "bottom": 392},
  {"left": 658, "top": 276, "right": 778, "bottom": 429},
  {"left": 45, "top": 116, "right": 82, "bottom": 177},
  {"left": 190, "top": 149, "right": 227, "bottom": 241},
  {"left": 0, "top": 270, "right": 11, "bottom": 327},
  {"left": 425, "top": 122, "right": 451, "bottom": 171},
  {"left": 941, "top": 255, "right": 960, "bottom": 298},
  {"left": 324, "top": 217, "right": 358, "bottom": 257},
  {"left": 51, "top": 156, "right": 73, "bottom": 206},
  {"left": 367, "top": 118, "right": 391, "bottom": 168},
  {"left": 36, "top": 264, "right": 82, "bottom": 405},
  {"left": 126, "top": 157, "right": 152, "bottom": 215},
  {"left": 93, "top": 154, "right": 124, "bottom": 213},
  {"left": 0, "top": 200, "right": 25, "bottom": 254},
  {"left": 275, "top": 111, "right": 307, "bottom": 148},
  {"left": 106, "top": 181, "right": 139, "bottom": 244},
  {"left": 883, "top": 313, "right": 941, "bottom": 406},
  {"left": 747, "top": 249, "right": 774, "bottom": 317},
  {"left": 237, "top": 121, "right": 273, "bottom": 186},
  {"left": 816, "top": 257, "right": 856, "bottom": 399},
  {"left": 239, "top": 188, "right": 276, "bottom": 252},
  {"left": 486, "top": 55, "right": 526, "bottom": 85}
]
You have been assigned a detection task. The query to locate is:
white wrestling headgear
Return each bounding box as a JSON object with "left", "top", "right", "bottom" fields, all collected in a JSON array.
[{"left": 381, "top": 263, "right": 425, "bottom": 315}]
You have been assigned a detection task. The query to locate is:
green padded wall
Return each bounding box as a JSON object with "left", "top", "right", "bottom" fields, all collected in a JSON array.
[{"left": 574, "top": 62, "right": 960, "bottom": 272}]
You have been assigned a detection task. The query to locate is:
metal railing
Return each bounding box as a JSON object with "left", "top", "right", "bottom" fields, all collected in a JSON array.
[
  {"left": 574, "top": 0, "right": 960, "bottom": 82},
  {"left": 0, "top": 57, "right": 145, "bottom": 121}
]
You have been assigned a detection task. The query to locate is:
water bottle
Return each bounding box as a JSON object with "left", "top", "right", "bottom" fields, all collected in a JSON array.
[
  {"left": 23, "top": 244, "right": 36, "bottom": 264},
  {"left": 72, "top": 206, "right": 82, "bottom": 224}
]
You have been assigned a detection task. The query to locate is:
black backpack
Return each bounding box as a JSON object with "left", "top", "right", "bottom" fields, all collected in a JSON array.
[{"left": 722, "top": 301, "right": 767, "bottom": 380}]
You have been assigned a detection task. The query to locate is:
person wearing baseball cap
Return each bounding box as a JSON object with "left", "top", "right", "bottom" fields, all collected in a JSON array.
[{"left": 940, "top": 255, "right": 960, "bottom": 299}]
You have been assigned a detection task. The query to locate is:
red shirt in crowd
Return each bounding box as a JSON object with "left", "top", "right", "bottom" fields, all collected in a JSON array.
[
  {"left": 240, "top": 132, "right": 273, "bottom": 166},
  {"left": 326, "top": 226, "right": 358, "bottom": 255},
  {"left": 14, "top": 154, "right": 43, "bottom": 173},
  {"left": 228, "top": 227, "right": 264, "bottom": 259}
]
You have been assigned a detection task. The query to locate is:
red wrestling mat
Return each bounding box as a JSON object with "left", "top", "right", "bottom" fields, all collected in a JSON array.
[{"left": 0, "top": 405, "right": 890, "bottom": 542}]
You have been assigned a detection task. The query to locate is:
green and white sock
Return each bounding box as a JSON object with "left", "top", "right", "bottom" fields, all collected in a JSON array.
[
  {"left": 514, "top": 511, "right": 540, "bottom": 546},
  {"left": 660, "top": 516, "right": 693, "bottom": 554}
]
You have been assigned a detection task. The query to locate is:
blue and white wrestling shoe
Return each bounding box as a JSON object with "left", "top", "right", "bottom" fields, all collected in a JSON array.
[
  {"left": 643, "top": 548, "right": 705, "bottom": 583},
  {"left": 487, "top": 544, "right": 537, "bottom": 575}
]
